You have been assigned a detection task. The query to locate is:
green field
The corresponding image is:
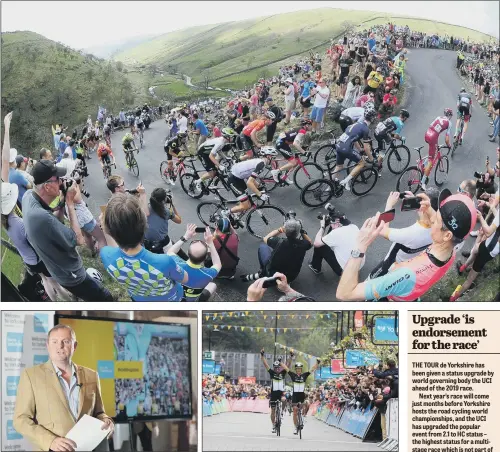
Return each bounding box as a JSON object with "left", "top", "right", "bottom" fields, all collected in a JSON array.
[{"left": 1, "top": 229, "right": 24, "bottom": 287}]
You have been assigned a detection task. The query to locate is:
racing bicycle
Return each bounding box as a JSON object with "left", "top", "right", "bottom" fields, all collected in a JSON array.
[
  {"left": 396, "top": 144, "right": 450, "bottom": 194},
  {"left": 102, "top": 161, "right": 116, "bottom": 179},
  {"left": 452, "top": 115, "right": 465, "bottom": 157},
  {"left": 197, "top": 192, "right": 286, "bottom": 239},
  {"left": 296, "top": 402, "right": 304, "bottom": 439},
  {"left": 123, "top": 147, "right": 140, "bottom": 177},
  {"left": 271, "top": 400, "right": 282, "bottom": 437},
  {"left": 160, "top": 156, "right": 199, "bottom": 186}
]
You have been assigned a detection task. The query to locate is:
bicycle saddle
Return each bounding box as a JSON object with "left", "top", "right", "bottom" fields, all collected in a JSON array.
[{"left": 414, "top": 146, "right": 424, "bottom": 151}]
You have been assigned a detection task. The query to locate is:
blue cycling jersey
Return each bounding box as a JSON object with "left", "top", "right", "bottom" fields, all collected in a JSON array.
[{"left": 336, "top": 121, "right": 371, "bottom": 151}]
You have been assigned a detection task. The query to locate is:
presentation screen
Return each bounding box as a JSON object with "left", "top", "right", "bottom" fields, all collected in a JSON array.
[{"left": 56, "top": 315, "right": 193, "bottom": 422}]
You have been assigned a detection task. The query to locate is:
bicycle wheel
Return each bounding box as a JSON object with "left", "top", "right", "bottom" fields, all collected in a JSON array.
[
  {"left": 386, "top": 145, "right": 410, "bottom": 174},
  {"left": 313, "top": 144, "right": 337, "bottom": 167},
  {"left": 197, "top": 201, "right": 223, "bottom": 227},
  {"left": 257, "top": 166, "right": 278, "bottom": 192},
  {"left": 180, "top": 173, "right": 204, "bottom": 199},
  {"left": 130, "top": 156, "right": 139, "bottom": 177},
  {"left": 276, "top": 405, "right": 281, "bottom": 437},
  {"left": 451, "top": 138, "right": 459, "bottom": 157},
  {"left": 351, "top": 167, "right": 378, "bottom": 197},
  {"left": 246, "top": 205, "right": 286, "bottom": 239},
  {"left": 160, "top": 161, "right": 171, "bottom": 183},
  {"left": 300, "top": 179, "right": 337, "bottom": 207},
  {"left": 396, "top": 166, "right": 422, "bottom": 194},
  {"left": 293, "top": 162, "right": 325, "bottom": 190},
  {"left": 434, "top": 155, "right": 449, "bottom": 187}
]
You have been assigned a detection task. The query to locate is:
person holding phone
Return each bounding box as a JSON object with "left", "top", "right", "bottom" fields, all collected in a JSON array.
[
  {"left": 337, "top": 190, "right": 477, "bottom": 301},
  {"left": 246, "top": 273, "right": 310, "bottom": 301},
  {"left": 367, "top": 188, "right": 439, "bottom": 279},
  {"left": 167, "top": 224, "right": 221, "bottom": 301}
]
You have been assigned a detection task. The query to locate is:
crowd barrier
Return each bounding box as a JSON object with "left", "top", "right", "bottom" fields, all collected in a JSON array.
[
  {"left": 378, "top": 398, "right": 399, "bottom": 451},
  {"left": 203, "top": 398, "right": 270, "bottom": 416}
]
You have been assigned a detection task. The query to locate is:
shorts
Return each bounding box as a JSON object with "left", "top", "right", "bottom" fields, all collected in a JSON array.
[
  {"left": 336, "top": 145, "right": 362, "bottom": 165},
  {"left": 276, "top": 140, "right": 295, "bottom": 159},
  {"left": 285, "top": 98, "right": 295, "bottom": 112},
  {"left": 336, "top": 74, "right": 348, "bottom": 86},
  {"left": 292, "top": 393, "right": 306, "bottom": 405},
  {"left": 26, "top": 260, "right": 51, "bottom": 277},
  {"left": 349, "top": 50, "right": 356, "bottom": 59},
  {"left": 457, "top": 105, "right": 471, "bottom": 122},
  {"left": 249, "top": 105, "right": 259, "bottom": 116},
  {"left": 82, "top": 218, "right": 97, "bottom": 234},
  {"left": 240, "top": 133, "right": 253, "bottom": 151},
  {"left": 299, "top": 97, "right": 311, "bottom": 108},
  {"left": 123, "top": 142, "right": 134, "bottom": 151},
  {"left": 269, "top": 390, "right": 283, "bottom": 404},
  {"left": 310, "top": 106, "right": 325, "bottom": 123},
  {"left": 424, "top": 130, "right": 439, "bottom": 159},
  {"left": 338, "top": 114, "right": 353, "bottom": 132},
  {"left": 101, "top": 154, "right": 111, "bottom": 164},
  {"left": 472, "top": 241, "right": 495, "bottom": 273},
  {"left": 198, "top": 152, "right": 217, "bottom": 171},
  {"left": 228, "top": 174, "right": 248, "bottom": 200}
]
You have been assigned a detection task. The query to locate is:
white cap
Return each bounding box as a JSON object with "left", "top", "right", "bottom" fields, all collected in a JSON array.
[
  {"left": 9, "top": 148, "right": 17, "bottom": 163},
  {"left": 1, "top": 182, "right": 19, "bottom": 214},
  {"left": 286, "top": 78, "right": 293, "bottom": 84}
]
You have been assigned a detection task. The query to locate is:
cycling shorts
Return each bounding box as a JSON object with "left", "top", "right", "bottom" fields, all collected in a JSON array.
[
  {"left": 198, "top": 152, "right": 217, "bottom": 171},
  {"left": 123, "top": 142, "right": 134, "bottom": 151},
  {"left": 269, "top": 390, "right": 283, "bottom": 404},
  {"left": 137, "top": 122, "right": 145, "bottom": 130},
  {"left": 239, "top": 133, "right": 253, "bottom": 151},
  {"left": 165, "top": 145, "right": 181, "bottom": 161},
  {"left": 292, "top": 393, "right": 306, "bottom": 405},
  {"left": 424, "top": 130, "right": 439, "bottom": 159},
  {"left": 338, "top": 115, "right": 353, "bottom": 132},
  {"left": 336, "top": 145, "right": 362, "bottom": 165},
  {"left": 276, "top": 139, "right": 295, "bottom": 159},
  {"left": 227, "top": 174, "right": 248, "bottom": 201},
  {"left": 457, "top": 105, "right": 471, "bottom": 122},
  {"left": 101, "top": 154, "right": 111, "bottom": 164}
]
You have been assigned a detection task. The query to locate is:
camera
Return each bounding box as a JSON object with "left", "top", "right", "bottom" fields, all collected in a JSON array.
[
  {"left": 317, "top": 203, "right": 346, "bottom": 226},
  {"left": 125, "top": 189, "right": 139, "bottom": 195}
]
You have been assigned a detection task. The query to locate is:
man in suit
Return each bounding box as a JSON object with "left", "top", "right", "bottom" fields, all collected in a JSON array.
[{"left": 13, "top": 324, "right": 114, "bottom": 451}]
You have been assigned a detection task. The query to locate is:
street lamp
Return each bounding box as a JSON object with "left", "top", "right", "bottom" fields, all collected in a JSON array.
[{"left": 207, "top": 327, "right": 220, "bottom": 352}]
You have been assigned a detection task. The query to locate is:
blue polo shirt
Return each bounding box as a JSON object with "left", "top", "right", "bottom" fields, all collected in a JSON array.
[
  {"left": 194, "top": 119, "right": 209, "bottom": 137},
  {"left": 171, "top": 256, "right": 218, "bottom": 301},
  {"left": 9, "top": 168, "right": 29, "bottom": 204}
]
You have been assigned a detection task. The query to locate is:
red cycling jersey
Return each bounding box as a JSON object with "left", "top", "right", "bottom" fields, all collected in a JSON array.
[
  {"left": 97, "top": 143, "right": 113, "bottom": 160},
  {"left": 424, "top": 116, "right": 451, "bottom": 158}
]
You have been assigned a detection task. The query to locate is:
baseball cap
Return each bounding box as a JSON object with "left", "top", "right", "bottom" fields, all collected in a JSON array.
[
  {"left": 1, "top": 183, "right": 19, "bottom": 215},
  {"left": 285, "top": 78, "right": 293, "bottom": 84},
  {"left": 265, "top": 97, "right": 273, "bottom": 102},
  {"left": 376, "top": 67, "right": 382, "bottom": 72},
  {"left": 9, "top": 148, "right": 17, "bottom": 163},
  {"left": 15, "top": 155, "right": 28, "bottom": 167},
  {"left": 438, "top": 189, "right": 477, "bottom": 240},
  {"left": 32, "top": 159, "right": 67, "bottom": 185}
]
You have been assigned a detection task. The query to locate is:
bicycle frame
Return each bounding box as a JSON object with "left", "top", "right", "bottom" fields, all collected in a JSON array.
[{"left": 416, "top": 144, "right": 449, "bottom": 173}]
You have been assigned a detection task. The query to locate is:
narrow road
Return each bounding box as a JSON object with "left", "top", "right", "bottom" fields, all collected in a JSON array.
[
  {"left": 203, "top": 412, "right": 378, "bottom": 451},
  {"left": 83, "top": 49, "right": 494, "bottom": 301}
]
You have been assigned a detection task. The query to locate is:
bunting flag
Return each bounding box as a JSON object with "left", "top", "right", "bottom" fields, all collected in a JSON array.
[
  {"left": 274, "top": 342, "right": 319, "bottom": 360},
  {"left": 203, "top": 325, "right": 332, "bottom": 331},
  {"left": 203, "top": 311, "right": 340, "bottom": 320}
]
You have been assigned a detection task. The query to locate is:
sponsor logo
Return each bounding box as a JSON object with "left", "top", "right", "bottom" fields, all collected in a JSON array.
[
  {"left": 6, "top": 420, "right": 23, "bottom": 440},
  {"left": 6, "top": 376, "right": 20, "bottom": 396},
  {"left": 33, "top": 355, "right": 49, "bottom": 365},
  {"left": 6, "top": 333, "right": 23, "bottom": 353},
  {"left": 97, "top": 360, "right": 115, "bottom": 379},
  {"left": 33, "top": 313, "right": 49, "bottom": 333}
]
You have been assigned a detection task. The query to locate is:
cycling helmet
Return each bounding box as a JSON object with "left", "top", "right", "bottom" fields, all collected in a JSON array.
[
  {"left": 301, "top": 119, "right": 313, "bottom": 126},
  {"left": 273, "top": 361, "right": 280, "bottom": 368},
  {"left": 259, "top": 146, "right": 278, "bottom": 157},
  {"left": 400, "top": 109, "right": 410, "bottom": 119},
  {"left": 444, "top": 108, "right": 453, "bottom": 118},
  {"left": 221, "top": 127, "right": 237, "bottom": 139},
  {"left": 265, "top": 111, "right": 276, "bottom": 120},
  {"left": 86, "top": 267, "right": 103, "bottom": 282},
  {"left": 460, "top": 87, "right": 466, "bottom": 93},
  {"left": 364, "top": 109, "right": 377, "bottom": 121},
  {"left": 294, "top": 362, "right": 304, "bottom": 369}
]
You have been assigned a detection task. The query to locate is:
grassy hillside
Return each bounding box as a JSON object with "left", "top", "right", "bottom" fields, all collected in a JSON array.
[
  {"left": 1, "top": 31, "right": 145, "bottom": 154},
  {"left": 115, "top": 8, "right": 496, "bottom": 90}
]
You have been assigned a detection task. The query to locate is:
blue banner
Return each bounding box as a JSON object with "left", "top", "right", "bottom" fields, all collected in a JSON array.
[
  {"left": 202, "top": 359, "right": 216, "bottom": 374},
  {"left": 314, "top": 367, "right": 343, "bottom": 380},
  {"left": 346, "top": 350, "right": 380, "bottom": 367},
  {"left": 214, "top": 364, "right": 221, "bottom": 375},
  {"left": 374, "top": 317, "right": 398, "bottom": 342}
]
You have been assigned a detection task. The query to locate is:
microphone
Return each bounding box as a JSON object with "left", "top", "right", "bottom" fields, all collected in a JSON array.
[{"left": 76, "top": 383, "right": 83, "bottom": 388}]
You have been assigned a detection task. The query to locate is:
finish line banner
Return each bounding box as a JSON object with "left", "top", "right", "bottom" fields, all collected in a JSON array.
[{"left": 2, "top": 311, "right": 54, "bottom": 451}]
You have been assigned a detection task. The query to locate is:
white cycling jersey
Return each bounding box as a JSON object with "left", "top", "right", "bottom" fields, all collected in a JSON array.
[
  {"left": 231, "top": 158, "right": 266, "bottom": 180},
  {"left": 198, "top": 137, "right": 226, "bottom": 156}
]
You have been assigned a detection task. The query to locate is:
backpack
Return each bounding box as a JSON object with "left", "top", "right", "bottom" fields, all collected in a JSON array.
[{"left": 275, "top": 106, "right": 284, "bottom": 123}]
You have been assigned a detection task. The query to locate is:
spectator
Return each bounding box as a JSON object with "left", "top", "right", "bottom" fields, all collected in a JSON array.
[
  {"left": 256, "top": 217, "right": 312, "bottom": 283},
  {"left": 299, "top": 73, "right": 315, "bottom": 118},
  {"left": 240, "top": 98, "right": 250, "bottom": 126},
  {"left": 337, "top": 191, "right": 477, "bottom": 301},
  {"left": 100, "top": 193, "right": 187, "bottom": 301},
  {"left": 210, "top": 217, "right": 239, "bottom": 279},
  {"left": 364, "top": 67, "right": 384, "bottom": 94},
  {"left": 342, "top": 76, "right": 362, "bottom": 108},
  {"left": 22, "top": 160, "right": 113, "bottom": 301},
  {"left": 192, "top": 113, "right": 209, "bottom": 148},
  {"left": 15, "top": 154, "right": 34, "bottom": 186},
  {"left": 283, "top": 79, "right": 295, "bottom": 125},
  {"left": 264, "top": 97, "right": 281, "bottom": 145},
  {"left": 8, "top": 148, "right": 32, "bottom": 207},
  {"left": 247, "top": 273, "right": 312, "bottom": 302},
  {"left": 167, "top": 224, "right": 221, "bottom": 301},
  {"left": 310, "top": 79, "right": 330, "bottom": 133},
  {"left": 177, "top": 111, "right": 188, "bottom": 134},
  {"left": 40, "top": 148, "right": 53, "bottom": 161},
  {"left": 355, "top": 91, "right": 375, "bottom": 108}
]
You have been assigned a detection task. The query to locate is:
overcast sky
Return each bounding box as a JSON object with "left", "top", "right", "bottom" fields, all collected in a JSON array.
[{"left": 2, "top": 1, "right": 499, "bottom": 50}]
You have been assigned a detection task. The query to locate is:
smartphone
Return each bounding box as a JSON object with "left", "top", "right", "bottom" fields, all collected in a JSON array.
[
  {"left": 377, "top": 210, "right": 395, "bottom": 227},
  {"left": 401, "top": 197, "right": 422, "bottom": 211},
  {"left": 399, "top": 192, "right": 406, "bottom": 199},
  {"left": 195, "top": 227, "right": 206, "bottom": 233},
  {"left": 262, "top": 277, "right": 279, "bottom": 289}
]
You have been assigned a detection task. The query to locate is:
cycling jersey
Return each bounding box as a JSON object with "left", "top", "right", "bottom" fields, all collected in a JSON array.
[
  {"left": 337, "top": 121, "right": 371, "bottom": 151},
  {"left": 288, "top": 371, "right": 311, "bottom": 393},
  {"left": 97, "top": 144, "right": 113, "bottom": 160},
  {"left": 243, "top": 120, "right": 266, "bottom": 137},
  {"left": 375, "top": 116, "right": 404, "bottom": 138},
  {"left": 268, "top": 368, "right": 286, "bottom": 392},
  {"left": 364, "top": 248, "right": 455, "bottom": 301},
  {"left": 426, "top": 116, "right": 451, "bottom": 137},
  {"left": 341, "top": 107, "right": 365, "bottom": 122},
  {"left": 278, "top": 128, "right": 307, "bottom": 145},
  {"left": 122, "top": 134, "right": 134, "bottom": 145},
  {"left": 231, "top": 158, "right": 266, "bottom": 180},
  {"left": 197, "top": 137, "right": 229, "bottom": 156},
  {"left": 164, "top": 136, "right": 183, "bottom": 152},
  {"left": 457, "top": 93, "right": 472, "bottom": 109}
]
